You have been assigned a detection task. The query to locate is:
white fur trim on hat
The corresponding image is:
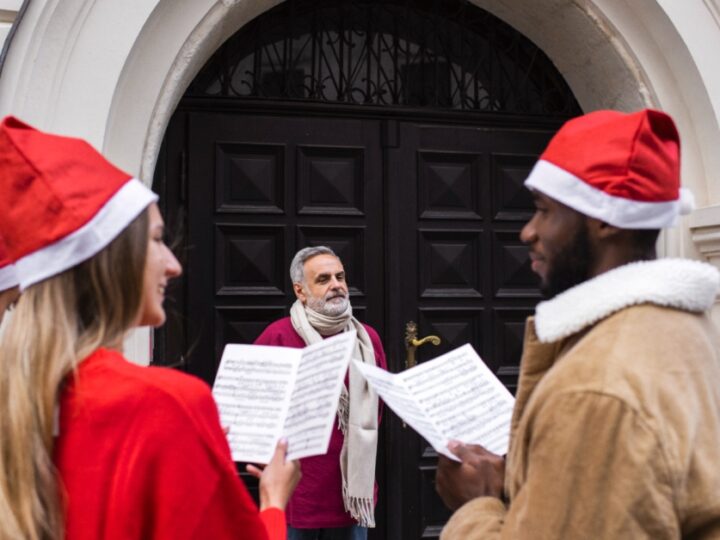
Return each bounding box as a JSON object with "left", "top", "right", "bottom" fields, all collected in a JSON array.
[
  {"left": 525, "top": 160, "right": 682, "bottom": 229},
  {"left": 0, "top": 264, "right": 18, "bottom": 291},
  {"left": 679, "top": 188, "right": 696, "bottom": 215},
  {"left": 15, "top": 179, "right": 158, "bottom": 290}
]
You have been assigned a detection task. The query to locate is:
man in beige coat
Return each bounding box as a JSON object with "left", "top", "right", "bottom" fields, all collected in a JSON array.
[{"left": 436, "top": 109, "right": 720, "bottom": 539}]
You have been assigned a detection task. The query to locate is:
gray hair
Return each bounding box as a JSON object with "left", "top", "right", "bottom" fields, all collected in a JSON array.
[{"left": 290, "top": 246, "right": 338, "bottom": 284}]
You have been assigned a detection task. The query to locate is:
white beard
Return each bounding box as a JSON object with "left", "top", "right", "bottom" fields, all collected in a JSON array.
[{"left": 306, "top": 293, "right": 350, "bottom": 317}]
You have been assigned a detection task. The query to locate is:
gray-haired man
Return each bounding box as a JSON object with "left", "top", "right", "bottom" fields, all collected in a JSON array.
[{"left": 255, "top": 246, "right": 387, "bottom": 540}]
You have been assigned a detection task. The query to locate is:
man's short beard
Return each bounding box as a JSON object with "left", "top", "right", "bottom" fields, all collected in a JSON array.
[
  {"left": 541, "top": 221, "right": 594, "bottom": 299},
  {"left": 306, "top": 293, "right": 350, "bottom": 317}
]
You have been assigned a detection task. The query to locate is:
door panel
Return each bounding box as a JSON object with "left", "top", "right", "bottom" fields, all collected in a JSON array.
[
  {"left": 386, "top": 121, "right": 551, "bottom": 538},
  {"left": 156, "top": 110, "right": 555, "bottom": 539},
  {"left": 184, "top": 112, "right": 384, "bottom": 383}
]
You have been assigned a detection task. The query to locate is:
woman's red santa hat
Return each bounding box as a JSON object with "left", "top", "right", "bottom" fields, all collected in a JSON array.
[
  {"left": 525, "top": 108, "right": 694, "bottom": 228},
  {"left": 0, "top": 235, "right": 18, "bottom": 292},
  {"left": 0, "top": 116, "right": 157, "bottom": 290}
]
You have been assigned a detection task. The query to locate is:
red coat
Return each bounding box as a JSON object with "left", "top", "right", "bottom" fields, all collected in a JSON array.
[{"left": 54, "top": 348, "right": 284, "bottom": 539}]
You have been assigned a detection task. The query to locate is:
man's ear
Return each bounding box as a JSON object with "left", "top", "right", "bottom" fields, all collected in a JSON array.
[
  {"left": 293, "top": 282, "right": 307, "bottom": 303},
  {"left": 587, "top": 217, "right": 622, "bottom": 240}
]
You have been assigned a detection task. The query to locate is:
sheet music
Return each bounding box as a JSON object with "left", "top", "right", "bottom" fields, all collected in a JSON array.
[
  {"left": 213, "top": 330, "right": 356, "bottom": 463},
  {"left": 354, "top": 343, "right": 514, "bottom": 460},
  {"left": 283, "top": 331, "right": 357, "bottom": 460},
  {"left": 353, "top": 363, "right": 448, "bottom": 454},
  {"left": 213, "top": 345, "right": 297, "bottom": 463}
]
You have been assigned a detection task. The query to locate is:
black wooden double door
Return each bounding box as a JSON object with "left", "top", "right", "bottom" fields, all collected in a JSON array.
[{"left": 156, "top": 108, "right": 554, "bottom": 539}]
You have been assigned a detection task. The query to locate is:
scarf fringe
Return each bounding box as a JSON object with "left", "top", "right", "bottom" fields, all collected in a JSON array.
[
  {"left": 337, "top": 388, "right": 349, "bottom": 435},
  {"left": 343, "top": 482, "right": 376, "bottom": 528}
]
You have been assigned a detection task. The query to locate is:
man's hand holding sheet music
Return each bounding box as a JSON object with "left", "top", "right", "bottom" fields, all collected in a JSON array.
[
  {"left": 354, "top": 343, "right": 513, "bottom": 508},
  {"left": 435, "top": 441, "right": 506, "bottom": 510}
]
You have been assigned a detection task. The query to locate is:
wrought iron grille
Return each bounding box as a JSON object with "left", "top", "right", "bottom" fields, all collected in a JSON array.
[{"left": 186, "top": 0, "right": 581, "bottom": 115}]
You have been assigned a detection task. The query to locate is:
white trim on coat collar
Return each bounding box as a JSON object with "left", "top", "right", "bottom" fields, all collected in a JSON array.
[{"left": 534, "top": 258, "right": 720, "bottom": 343}]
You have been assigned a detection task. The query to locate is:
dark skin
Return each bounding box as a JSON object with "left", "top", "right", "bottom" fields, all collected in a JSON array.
[
  {"left": 435, "top": 441, "right": 506, "bottom": 510},
  {"left": 524, "top": 191, "right": 653, "bottom": 292},
  {"left": 435, "top": 189, "right": 656, "bottom": 509}
]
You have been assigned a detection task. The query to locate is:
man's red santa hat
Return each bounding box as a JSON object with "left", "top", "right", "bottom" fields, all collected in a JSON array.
[
  {"left": 0, "top": 116, "right": 157, "bottom": 290},
  {"left": 524, "top": 108, "right": 694, "bottom": 228},
  {"left": 0, "top": 235, "right": 18, "bottom": 292}
]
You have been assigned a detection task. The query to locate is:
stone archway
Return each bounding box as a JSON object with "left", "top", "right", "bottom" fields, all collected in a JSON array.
[
  {"left": 121, "top": 0, "right": 655, "bottom": 180},
  {"left": 1, "top": 0, "right": 718, "bottom": 348},
  {"left": 107, "top": 0, "right": 720, "bottom": 265},
  {"left": 153, "top": 3, "right": 586, "bottom": 537},
  {"left": 2, "top": 1, "right": 716, "bottom": 203}
]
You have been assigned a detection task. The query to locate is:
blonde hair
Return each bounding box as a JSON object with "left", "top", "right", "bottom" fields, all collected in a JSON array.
[{"left": 0, "top": 209, "right": 148, "bottom": 540}]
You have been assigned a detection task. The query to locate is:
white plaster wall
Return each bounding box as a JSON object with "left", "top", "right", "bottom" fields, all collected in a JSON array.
[
  {"left": 2, "top": 0, "right": 720, "bottom": 361},
  {"left": 0, "top": 0, "right": 22, "bottom": 10},
  {"left": 0, "top": 0, "right": 167, "bottom": 364},
  {"left": 594, "top": 1, "right": 720, "bottom": 260},
  {"left": 0, "top": 0, "right": 21, "bottom": 53},
  {"left": 105, "top": 0, "right": 283, "bottom": 179},
  {"left": 655, "top": 0, "right": 720, "bottom": 202},
  {"left": 0, "top": 1, "right": 22, "bottom": 11},
  {"left": 0, "top": 0, "right": 161, "bottom": 146},
  {"left": 468, "top": 0, "right": 652, "bottom": 111}
]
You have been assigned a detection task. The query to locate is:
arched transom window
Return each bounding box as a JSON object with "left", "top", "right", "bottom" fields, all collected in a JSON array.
[{"left": 187, "top": 0, "right": 581, "bottom": 116}]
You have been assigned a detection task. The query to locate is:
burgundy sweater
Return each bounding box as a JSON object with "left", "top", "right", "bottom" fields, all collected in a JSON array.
[{"left": 254, "top": 317, "right": 387, "bottom": 529}]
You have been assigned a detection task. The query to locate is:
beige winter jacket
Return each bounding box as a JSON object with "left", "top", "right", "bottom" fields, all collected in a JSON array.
[{"left": 441, "top": 259, "right": 720, "bottom": 539}]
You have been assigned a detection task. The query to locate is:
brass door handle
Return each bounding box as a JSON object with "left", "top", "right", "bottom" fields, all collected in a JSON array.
[
  {"left": 402, "top": 321, "right": 441, "bottom": 429},
  {"left": 409, "top": 335, "right": 441, "bottom": 348},
  {"left": 404, "top": 321, "right": 441, "bottom": 370}
]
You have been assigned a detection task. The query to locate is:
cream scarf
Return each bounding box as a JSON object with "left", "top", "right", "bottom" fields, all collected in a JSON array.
[{"left": 290, "top": 299, "right": 378, "bottom": 527}]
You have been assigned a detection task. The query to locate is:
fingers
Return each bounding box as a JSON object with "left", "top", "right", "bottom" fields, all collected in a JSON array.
[
  {"left": 256, "top": 439, "right": 301, "bottom": 511},
  {"left": 248, "top": 437, "right": 289, "bottom": 480},
  {"left": 435, "top": 460, "right": 462, "bottom": 511},
  {"left": 246, "top": 464, "right": 264, "bottom": 479},
  {"left": 290, "top": 459, "right": 301, "bottom": 478},
  {"left": 270, "top": 437, "right": 289, "bottom": 464},
  {"left": 436, "top": 442, "right": 507, "bottom": 504},
  {"left": 447, "top": 440, "right": 469, "bottom": 461},
  {"left": 448, "top": 440, "right": 494, "bottom": 463}
]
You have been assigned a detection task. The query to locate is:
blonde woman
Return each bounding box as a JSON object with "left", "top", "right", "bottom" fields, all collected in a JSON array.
[{"left": 0, "top": 116, "right": 300, "bottom": 540}]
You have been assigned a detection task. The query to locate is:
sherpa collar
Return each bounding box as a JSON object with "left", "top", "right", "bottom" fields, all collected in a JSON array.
[{"left": 534, "top": 258, "right": 720, "bottom": 343}]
